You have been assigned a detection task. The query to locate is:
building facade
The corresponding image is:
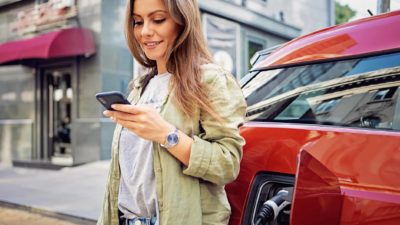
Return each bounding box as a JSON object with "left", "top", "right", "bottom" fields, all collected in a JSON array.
[
  {"left": 0, "top": 0, "right": 334, "bottom": 167},
  {"left": 0, "top": 0, "right": 131, "bottom": 168},
  {"left": 200, "top": 0, "right": 335, "bottom": 78}
]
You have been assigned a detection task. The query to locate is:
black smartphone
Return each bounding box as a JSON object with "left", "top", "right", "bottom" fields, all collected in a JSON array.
[{"left": 95, "top": 91, "right": 130, "bottom": 110}]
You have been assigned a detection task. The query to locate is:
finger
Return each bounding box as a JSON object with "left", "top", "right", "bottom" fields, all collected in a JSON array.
[
  {"left": 112, "top": 110, "right": 141, "bottom": 122},
  {"left": 111, "top": 104, "right": 138, "bottom": 113},
  {"left": 115, "top": 119, "right": 141, "bottom": 131},
  {"left": 103, "top": 110, "right": 113, "bottom": 117},
  {"left": 112, "top": 104, "right": 148, "bottom": 114}
]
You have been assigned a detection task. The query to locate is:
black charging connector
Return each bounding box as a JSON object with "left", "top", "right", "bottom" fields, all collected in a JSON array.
[{"left": 254, "top": 187, "right": 293, "bottom": 225}]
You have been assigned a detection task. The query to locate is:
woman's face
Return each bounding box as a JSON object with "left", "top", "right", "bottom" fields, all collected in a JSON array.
[{"left": 133, "top": 0, "right": 180, "bottom": 67}]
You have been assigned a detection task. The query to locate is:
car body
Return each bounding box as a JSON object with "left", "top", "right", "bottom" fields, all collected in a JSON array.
[{"left": 227, "top": 10, "right": 400, "bottom": 225}]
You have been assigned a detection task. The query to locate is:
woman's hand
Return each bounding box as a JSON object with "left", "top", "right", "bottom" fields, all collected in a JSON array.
[
  {"left": 103, "top": 104, "right": 174, "bottom": 144},
  {"left": 105, "top": 103, "right": 193, "bottom": 165}
]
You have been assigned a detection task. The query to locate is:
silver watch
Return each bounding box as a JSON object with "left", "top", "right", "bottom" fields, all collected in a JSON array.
[{"left": 160, "top": 127, "right": 179, "bottom": 149}]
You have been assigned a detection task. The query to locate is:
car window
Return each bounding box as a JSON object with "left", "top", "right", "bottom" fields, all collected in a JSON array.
[{"left": 244, "top": 52, "right": 400, "bottom": 131}]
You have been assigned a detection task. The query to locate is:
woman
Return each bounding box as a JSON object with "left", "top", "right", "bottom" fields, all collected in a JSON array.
[{"left": 97, "top": 0, "right": 246, "bottom": 224}]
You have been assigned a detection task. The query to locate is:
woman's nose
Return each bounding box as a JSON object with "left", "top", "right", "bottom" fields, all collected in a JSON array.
[{"left": 141, "top": 21, "right": 154, "bottom": 36}]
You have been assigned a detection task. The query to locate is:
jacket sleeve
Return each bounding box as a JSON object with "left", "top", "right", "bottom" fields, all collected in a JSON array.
[{"left": 182, "top": 70, "right": 247, "bottom": 185}]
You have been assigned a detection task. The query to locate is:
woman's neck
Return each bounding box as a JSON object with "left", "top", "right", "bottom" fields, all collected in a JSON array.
[{"left": 157, "top": 60, "right": 167, "bottom": 74}]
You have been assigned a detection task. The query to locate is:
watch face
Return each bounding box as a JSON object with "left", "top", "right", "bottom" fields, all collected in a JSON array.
[{"left": 167, "top": 133, "right": 179, "bottom": 145}]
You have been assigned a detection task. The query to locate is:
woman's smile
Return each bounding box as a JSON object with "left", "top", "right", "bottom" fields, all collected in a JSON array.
[{"left": 143, "top": 40, "right": 164, "bottom": 50}]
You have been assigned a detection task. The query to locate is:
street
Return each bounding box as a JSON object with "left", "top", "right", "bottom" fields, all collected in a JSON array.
[{"left": 0, "top": 204, "right": 95, "bottom": 225}]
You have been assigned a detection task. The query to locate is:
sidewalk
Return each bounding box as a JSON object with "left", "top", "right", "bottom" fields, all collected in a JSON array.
[
  {"left": 0, "top": 204, "right": 93, "bottom": 225},
  {"left": 0, "top": 160, "right": 110, "bottom": 223}
]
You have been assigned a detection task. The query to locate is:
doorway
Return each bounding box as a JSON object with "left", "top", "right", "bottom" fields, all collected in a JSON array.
[{"left": 38, "top": 67, "right": 73, "bottom": 165}]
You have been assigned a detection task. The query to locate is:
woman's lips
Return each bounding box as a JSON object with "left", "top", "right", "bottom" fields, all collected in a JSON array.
[{"left": 144, "top": 41, "right": 163, "bottom": 49}]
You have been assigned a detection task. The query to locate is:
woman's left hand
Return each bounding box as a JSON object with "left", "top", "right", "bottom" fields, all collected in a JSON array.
[{"left": 103, "top": 104, "right": 174, "bottom": 144}]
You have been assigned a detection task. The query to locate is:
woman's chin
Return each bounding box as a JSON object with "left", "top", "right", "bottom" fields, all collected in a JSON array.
[{"left": 144, "top": 54, "right": 161, "bottom": 62}]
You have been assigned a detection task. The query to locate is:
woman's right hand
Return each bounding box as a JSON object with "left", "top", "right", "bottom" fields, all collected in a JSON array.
[{"left": 104, "top": 104, "right": 174, "bottom": 144}]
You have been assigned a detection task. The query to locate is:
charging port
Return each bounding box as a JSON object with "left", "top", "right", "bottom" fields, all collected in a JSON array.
[{"left": 241, "top": 172, "right": 294, "bottom": 225}]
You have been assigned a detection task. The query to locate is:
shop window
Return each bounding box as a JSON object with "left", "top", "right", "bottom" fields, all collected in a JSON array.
[
  {"left": 203, "top": 14, "right": 239, "bottom": 78},
  {"left": 249, "top": 41, "right": 264, "bottom": 69},
  {"left": 246, "top": 35, "right": 266, "bottom": 71}
]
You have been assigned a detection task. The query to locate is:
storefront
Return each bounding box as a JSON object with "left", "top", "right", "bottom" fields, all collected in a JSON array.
[
  {"left": 0, "top": 27, "right": 97, "bottom": 168},
  {"left": 0, "top": 0, "right": 133, "bottom": 168}
]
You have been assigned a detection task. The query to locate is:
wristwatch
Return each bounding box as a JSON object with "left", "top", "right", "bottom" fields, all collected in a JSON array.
[{"left": 160, "top": 127, "right": 179, "bottom": 149}]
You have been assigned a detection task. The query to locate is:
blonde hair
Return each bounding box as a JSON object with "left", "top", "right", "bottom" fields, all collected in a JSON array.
[{"left": 125, "top": 0, "right": 222, "bottom": 121}]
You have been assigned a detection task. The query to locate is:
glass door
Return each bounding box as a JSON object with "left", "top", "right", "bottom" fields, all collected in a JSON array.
[{"left": 39, "top": 68, "right": 73, "bottom": 165}]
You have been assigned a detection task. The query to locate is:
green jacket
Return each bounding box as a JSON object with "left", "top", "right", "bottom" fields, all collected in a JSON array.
[{"left": 97, "top": 64, "right": 247, "bottom": 225}]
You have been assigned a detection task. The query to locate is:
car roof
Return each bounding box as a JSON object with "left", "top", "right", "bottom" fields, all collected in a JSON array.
[{"left": 253, "top": 10, "right": 400, "bottom": 70}]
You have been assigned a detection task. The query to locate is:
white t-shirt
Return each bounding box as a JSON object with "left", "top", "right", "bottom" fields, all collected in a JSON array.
[{"left": 118, "top": 72, "right": 171, "bottom": 223}]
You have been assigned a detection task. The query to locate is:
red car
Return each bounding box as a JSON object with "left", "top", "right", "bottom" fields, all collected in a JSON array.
[{"left": 227, "top": 10, "right": 400, "bottom": 225}]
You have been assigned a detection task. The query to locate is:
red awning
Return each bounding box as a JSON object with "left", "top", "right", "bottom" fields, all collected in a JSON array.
[{"left": 0, "top": 27, "right": 95, "bottom": 64}]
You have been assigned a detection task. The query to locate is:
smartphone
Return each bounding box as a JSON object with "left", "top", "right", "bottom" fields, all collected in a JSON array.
[{"left": 95, "top": 91, "right": 130, "bottom": 110}]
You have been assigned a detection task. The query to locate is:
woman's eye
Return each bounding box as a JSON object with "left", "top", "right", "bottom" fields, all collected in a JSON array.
[
  {"left": 133, "top": 20, "right": 143, "bottom": 26},
  {"left": 154, "top": 18, "right": 166, "bottom": 24}
]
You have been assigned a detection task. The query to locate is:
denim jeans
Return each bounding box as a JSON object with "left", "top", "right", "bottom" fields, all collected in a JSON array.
[
  {"left": 118, "top": 210, "right": 156, "bottom": 225},
  {"left": 119, "top": 217, "right": 156, "bottom": 225}
]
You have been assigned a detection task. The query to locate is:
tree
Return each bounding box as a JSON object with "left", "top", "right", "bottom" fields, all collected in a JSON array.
[{"left": 335, "top": 1, "right": 356, "bottom": 25}]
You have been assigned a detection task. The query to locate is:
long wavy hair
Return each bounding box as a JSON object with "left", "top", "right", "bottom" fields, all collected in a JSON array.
[{"left": 125, "top": 0, "right": 221, "bottom": 120}]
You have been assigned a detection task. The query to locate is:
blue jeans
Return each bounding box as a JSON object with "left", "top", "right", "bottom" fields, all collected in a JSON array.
[
  {"left": 118, "top": 210, "right": 156, "bottom": 225},
  {"left": 120, "top": 217, "right": 156, "bottom": 225}
]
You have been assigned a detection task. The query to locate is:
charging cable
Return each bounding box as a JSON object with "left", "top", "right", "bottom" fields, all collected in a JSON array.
[{"left": 254, "top": 188, "right": 292, "bottom": 225}]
